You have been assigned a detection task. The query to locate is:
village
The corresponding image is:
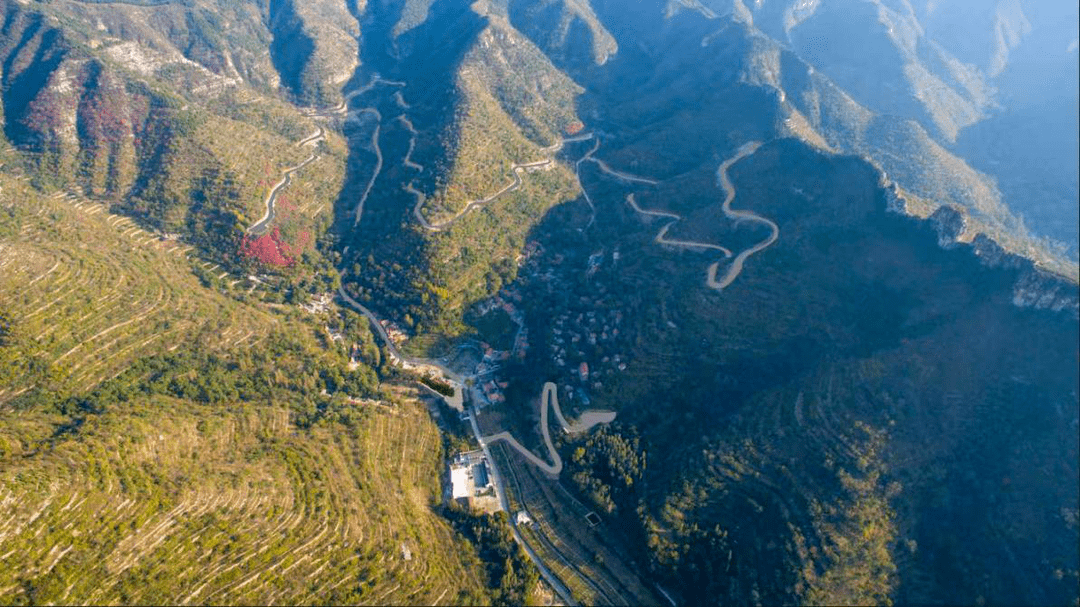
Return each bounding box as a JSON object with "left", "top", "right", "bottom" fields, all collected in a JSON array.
[
  {"left": 468, "top": 289, "right": 530, "bottom": 407},
  {"left": 518, "top": 241, "right": 635, "bottom": 408}
]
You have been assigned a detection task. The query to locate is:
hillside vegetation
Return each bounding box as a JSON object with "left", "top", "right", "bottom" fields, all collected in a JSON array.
[
  {"left": 515, "top": 136, "right": 1079, "bottom": 606},
  {"left": 0, "top": 383, "right": 496, "bottom": 605},
  {"left": 342, "top": 7, "right": 584, "bottom": 340},
  {"left": 0, "top": 170, "right": 278, "bottom": 400},
  {"left": 0, "top": 163, "right": 525, "bottom": 605},
  {"left": 1, "top": 0, "right": 1076, "bottom": 605},
  {"left": 0, "top": 0, "right": 348, "bottom": 270}
]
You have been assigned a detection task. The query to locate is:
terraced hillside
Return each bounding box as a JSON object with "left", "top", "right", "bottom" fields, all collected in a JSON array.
[
  {"left": 0, "top": 387, "right": 494, "bottom": 605},
  {"left": 0, "top": 164, "right": 518, "bottom": 604},
  {"left": 0, "top": 0, "right": 350, "bottom": 268},
  {"left": 0, "top": 170, "right": 278, "bottom": 400},
  {"left": 0, "top": 0, "right": 1076, "bottom": 605}
]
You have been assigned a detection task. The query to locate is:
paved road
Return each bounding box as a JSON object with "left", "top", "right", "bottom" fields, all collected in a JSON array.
[
  {"left": 343, "top": 75, "right": 405, "bottom": 104},
  {"left": 576, "top": 138, "right": 659, "bottom": 230},
  {"left": 621, "top": 142, "right": 776, "bottom": 291},
  {"left": 330, "top": 99, "right": 660, "bottom": 603},
  {"left": 336, "top": 284, "right": 463, "bottom": 384},
  {"left": 626, "top": 193, "right": 732, "bottom": 256},
  {"left": 482, "top": 382, "right": 616, "bottom": 476},
  {"left": 411, "top": 160, "right": 548, "bottom": 231},
  {"left": 296, "top": 126, "right": 326, "bottom": 147},
  {"left": 338, "top": 280, "right": 580, "bottom": 606},
  {"left": 397, "top": 115, "right": 423, "bottom": 171},
  {"left": 341, "top": 284, "right": 618, "bottom": 471},
  {"left": 348, "top": 108, "right": 384, "bottom": 227},
  {"left": 576, "top": 138, "right": 601, "bottom": 229},
  {"left": 301, "top": 73, "right": 404, "bottom": 227},
  {"left": 706, "top": 141, "right": 777, "bottom": 290},
  {"left": 247, "top": 126, "right": 325, "bottom": 235},
  {"left": 587, "top": 156, "right": 660, "bottom": 185},
  {"left": 411, "top": 133, "right": 595, "bottom": 232},
  {"left": 467, "top": 404, "right": 580, "bottom": 606}
]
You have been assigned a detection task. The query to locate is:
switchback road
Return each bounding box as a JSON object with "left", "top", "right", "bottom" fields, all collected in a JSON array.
[
  {"left": 707, "top": 141, "right": 778, "bottom": 290},
  {"left": 247, "top": 126, "right": 326, "bottom": 235},
  {"left": 482, "top": 382, "right": 616, "bottom": 476}
]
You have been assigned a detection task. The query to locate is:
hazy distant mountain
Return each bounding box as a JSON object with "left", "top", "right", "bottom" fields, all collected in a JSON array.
[{"left": 708, "top": 0, "right": 1080, "bottom": 255}]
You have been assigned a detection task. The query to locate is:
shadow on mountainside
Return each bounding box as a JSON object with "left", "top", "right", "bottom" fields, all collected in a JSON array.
[{"left": 324, "top": 2, "right": 1079, "bottom": 605}]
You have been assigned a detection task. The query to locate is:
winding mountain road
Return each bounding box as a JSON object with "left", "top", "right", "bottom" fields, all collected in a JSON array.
[
  {"left": 466, "top": 404, "right": 580, "bottom": 606},
  {"left": 626, "top": 193, "right": 733, "bottom": 256},
  {"left": 338, "top": 280, "right": 593, "bottom": 606},
  {"left": 575, "top": 138, "right": 661, "bottom": 229},
  {"left": 397, "top": 115, "right": 423, "bottom": 171},
  {"left": 343, "top": 75, "right": 405, "bottom": 103},
  {"left": 333, "top": 74, "right": 407, "bottom": 227},
  {"left": 409, "top": 133, "right": 595, "bottom": 232},
  {"left": 576, "top": 138, "right": 601, "bottom": 229},
  {"left": 252, "top": 75, "right": 403, "bottom": 234},
  {"left": 247, "top": 125, "right": 326, "bottom": 235},
  {"left": 328, "top": 71, "right": 776, "bottom": 604},
  {"left": 336, "top": 283, "right": 463, "bottom": 384},
  {"left": 349, "top": 108, "right": 384, "bottom": 227},
  {"left": 587, "top": 156, "right": 659, "bottom": 186},
  {"left": 482, "top": 382, "right": 616, "bottom": 476},
  {"left": 410, "top": 160, "right": 550, "bottom": 231},
  {"left": 621, "top": 141, "right": 777, "bottom": 290},
  {"left": 296, "top": 127, "right": 326, "bottom": 147},
  {"left": 706, "top": 141, "right": 778, "bottom": 290}
]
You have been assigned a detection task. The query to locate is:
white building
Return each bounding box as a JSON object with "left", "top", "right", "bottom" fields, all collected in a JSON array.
[
  {"left": 451, "top": 465, "right": 471, "bottom": 499},
  {"left": 449, "top": 450, "right": 495, "bottom": 504}
]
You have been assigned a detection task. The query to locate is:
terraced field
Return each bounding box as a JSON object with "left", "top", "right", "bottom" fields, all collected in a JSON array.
[
  {"left": 0, "top": 386, "right": 492, "bottom": 605},
  {"left": 491, "top": 442, "right": 660, "bottom": 607},
  {"left": 0, "top": 176, "right": 276, "bottom": 401},
  {"left": 0, "top": 160, "right": 518, "bottom": 604},
  {"left": 191, "top": 114, "right": 319, "bottom": 222}
]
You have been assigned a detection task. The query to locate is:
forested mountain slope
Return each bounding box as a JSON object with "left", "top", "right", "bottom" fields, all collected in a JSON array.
[
  {"left": 0, "top": 168, "right": 542, "bottom": 604},
  {"left": 0, "top": 0, "right": 1076, "bottom": 606},
  {"left": 0, "top": 1, "right": 538, "bottom": 603},
  {"left": 326, "top": 1, "right": 1077, "bottom": 605}
]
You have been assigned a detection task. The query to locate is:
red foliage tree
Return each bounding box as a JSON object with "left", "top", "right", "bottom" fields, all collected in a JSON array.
[{"left": 240, "top": 227, "right": 293, "bottom": 267}]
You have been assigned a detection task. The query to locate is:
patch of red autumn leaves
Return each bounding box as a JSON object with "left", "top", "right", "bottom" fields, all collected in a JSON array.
[{"left": 240, "top": 227, "right": 311, "bottom": 267}]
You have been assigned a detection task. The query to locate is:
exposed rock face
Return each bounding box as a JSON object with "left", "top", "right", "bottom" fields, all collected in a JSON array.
[
  {"left": 929, "top": 205, "right": 966, "bottom": 249},
  {"left": 267, "top": 0, "right": 359, "bottom": 106},
  {"left": 1012, "top": 269, "right": 1080, "bottom": 316}
]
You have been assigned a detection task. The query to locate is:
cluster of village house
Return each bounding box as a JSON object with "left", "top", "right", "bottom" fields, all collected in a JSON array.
[
  {"left": 471, "top": 290, "right": 531, "bottom": 406},
  {"left": 518, "top": 244, "right": 633, "bottom": 404},
  {"left": 548, "top": 305, "right": 628, "bottom": 398}
]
